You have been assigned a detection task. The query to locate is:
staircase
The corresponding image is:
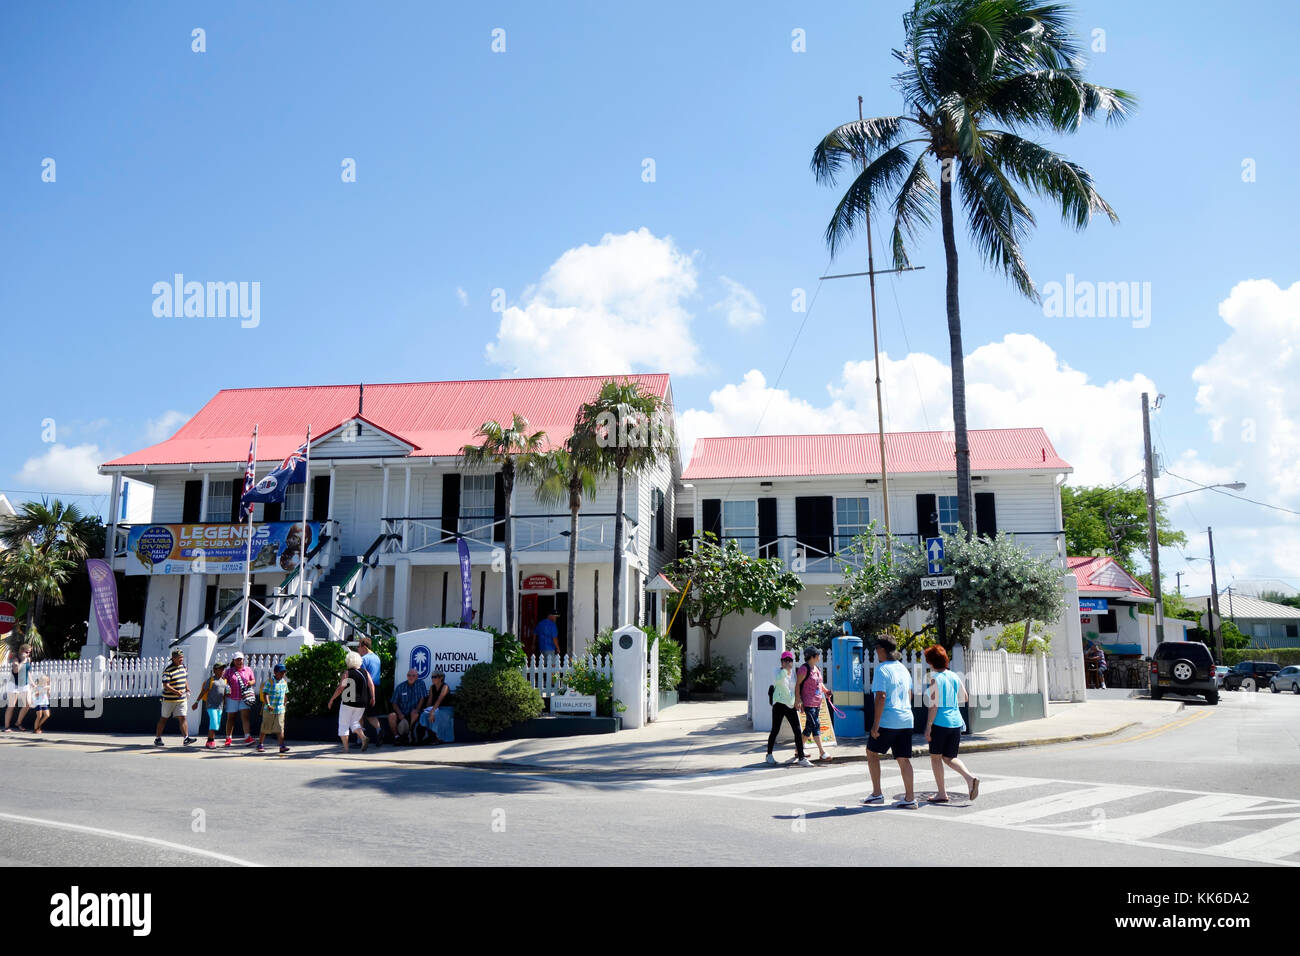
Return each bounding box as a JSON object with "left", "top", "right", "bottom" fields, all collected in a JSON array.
[{"left": 300, "top": 557, "right": 362, "bottom": 642}]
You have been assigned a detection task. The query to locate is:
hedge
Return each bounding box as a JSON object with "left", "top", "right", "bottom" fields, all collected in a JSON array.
[{"left": 1223, "top": 647, "right": 1300, "bottom": 667}]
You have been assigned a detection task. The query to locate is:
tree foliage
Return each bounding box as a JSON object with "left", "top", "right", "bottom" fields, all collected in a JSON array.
[{"left": 1061, "top": 484, "right": 1186, "bottom": 572}]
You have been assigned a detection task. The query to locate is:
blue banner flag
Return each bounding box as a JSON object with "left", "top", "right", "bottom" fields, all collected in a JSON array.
[
  {"left": 241, "top": 439, "right": 308, "bottom": 506},
  {"left": 457, "top": 536, "right": 474, "bottom": 626}
]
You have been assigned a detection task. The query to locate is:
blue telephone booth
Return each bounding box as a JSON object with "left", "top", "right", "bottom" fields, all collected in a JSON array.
[{"left": 830, "top": 635, "right": 866, "bottom": 737}]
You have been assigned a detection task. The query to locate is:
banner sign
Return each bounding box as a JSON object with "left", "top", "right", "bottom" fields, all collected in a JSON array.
[
  {"left": 1079, "top": 598, "right": 1109, "bottom": 614},
  {"left": 85, "top": 559, "right": 120, "bottom": 648},
  {"left": 124, "top": 522, "right": 320, "bottom": 575},
  {"left": 457, "top": 537, "right": 474, "bottom": 626},
  {"left": 522, "top": 574, "right": 554, "bottom": 591}
]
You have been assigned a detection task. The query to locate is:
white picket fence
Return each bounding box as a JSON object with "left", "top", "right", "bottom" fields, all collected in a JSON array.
[
  {"left": 0, "top": 652, "right": 286, "bottom": 705},
  {"left": 859, "top": 646, "right": 1041, "bottom": 705},
  {"left": 520, "top": 653, "right": 613, "bottom": 696},
  {"left": 1046, "top": 655, "right": 1087, "bottom": 702}
]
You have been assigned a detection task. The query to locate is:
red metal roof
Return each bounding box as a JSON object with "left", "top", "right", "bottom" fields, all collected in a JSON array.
[
  {"left": 105, "top": 375, "right": 671, "bottom": 467},
  {"left": 1067, "top": 556, "right": 1152, "bottom": 598},
  {"left": 681, "top": 428, "right": 1070, "bottom": 480}
]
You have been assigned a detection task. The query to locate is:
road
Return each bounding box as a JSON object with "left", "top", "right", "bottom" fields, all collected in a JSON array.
[{"left": 1, "top": 689, "right": 1296, "bottom": 866}]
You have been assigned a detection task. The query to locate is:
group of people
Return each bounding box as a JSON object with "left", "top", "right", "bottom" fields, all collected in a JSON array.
[
  {"left": 155, "top": 646, "right": 290, "bottom": 753},
  {"left": 765, "top": 637, "right": 981, "bottom": 809},
  {"left": 326, "top": 635, "right": 452, "bottom": 752},
  {"left": 3, "top": 644, "right": 51, "bottom": 734}
]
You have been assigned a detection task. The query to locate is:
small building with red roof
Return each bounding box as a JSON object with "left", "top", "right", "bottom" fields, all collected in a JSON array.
[{"left": 1067, "top": 555, "right": 1192, "bottom": 660}]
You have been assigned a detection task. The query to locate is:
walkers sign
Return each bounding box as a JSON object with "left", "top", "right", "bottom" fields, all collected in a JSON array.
[
  {"left": 124, "top": 522, "right": 321, "bottom": 575},
  {"left": 397, "top": 627, "right": 493, "bottom": 691}
]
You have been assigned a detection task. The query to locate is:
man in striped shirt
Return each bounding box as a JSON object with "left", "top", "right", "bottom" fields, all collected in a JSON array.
[{"left": 154, "top": 648, "right": 195, "bottom": 746}]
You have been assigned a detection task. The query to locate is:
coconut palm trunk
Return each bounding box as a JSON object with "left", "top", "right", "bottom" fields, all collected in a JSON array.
[
  {"left": 502, "top": 459, "right": 516, "bottom": 637},
  {"left": 566, "top": 476, "right": 581, "bottom": 652},
  {"left": 939, "top": 165, "right": 973, "bottom": 534},
  {"left": 611, "top": 464, "right": 626, "bottom": 629}
]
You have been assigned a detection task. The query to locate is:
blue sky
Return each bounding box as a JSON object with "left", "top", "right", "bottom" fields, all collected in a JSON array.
[{"left": 3, "top": 0, "right": 1298, "bottom": 594}]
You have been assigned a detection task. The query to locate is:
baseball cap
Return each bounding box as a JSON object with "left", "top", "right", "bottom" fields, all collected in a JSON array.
[
  {"left": 273, "top": 663, "right": 286, "bottom": 673},
  {"left": 780, "top": 651, "right": 795, "bottom": 661}
]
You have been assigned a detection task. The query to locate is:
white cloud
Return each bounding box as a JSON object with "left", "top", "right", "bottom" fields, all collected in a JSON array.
[
  {"left": 144, "top": 410, "right": 189, "bottom": 444},
  {"left": 710, "top": 276, "right": 764, "bottom": 329},
  {"left": 14, "top": 444, "right": 113, "bottom": 495},
  {"left": 456, "top": 286, "right": 468, "bottom": 307},
  {"left": 485, "top": 228, "right": 702, "bottom": 375},
  {"left": 1191, "top": 279, "right": 1300, "bottom": 502},
  {"left": 681, "top": 334, "right": 1155, "bottom": 485}
]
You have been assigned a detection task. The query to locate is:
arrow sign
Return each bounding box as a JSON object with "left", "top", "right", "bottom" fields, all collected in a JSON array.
[{"left": 926, "top": 536, "right": 944, "bottom": 575}]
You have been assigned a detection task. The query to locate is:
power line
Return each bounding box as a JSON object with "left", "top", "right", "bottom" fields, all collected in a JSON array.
[{"left": 1163, "top": 469, "right": 1300, "bottom": 518}]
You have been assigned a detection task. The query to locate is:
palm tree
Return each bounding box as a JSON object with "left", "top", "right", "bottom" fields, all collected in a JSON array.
[
  {"left": 811, "top": 0, "right": 1134, "bottom": 533},
  {"left": 532, "top": 448, "right": 603, "bottom": 653},
  {"left": 0, "top": 498, "right": 95, "bottom": 636},
  {"left": 573, "top": 380, "right": 676, "bottom": 629},
  {"left": 459, "top": 414, "right": 548, "bottom": 636}
]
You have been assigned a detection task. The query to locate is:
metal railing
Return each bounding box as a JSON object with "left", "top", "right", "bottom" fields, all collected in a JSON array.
[{"left": 383, "top": 513, "right": 640, "bottom": 556}]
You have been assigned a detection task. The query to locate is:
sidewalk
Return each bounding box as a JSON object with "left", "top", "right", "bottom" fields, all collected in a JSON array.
[{"left": 4, "top": 696, "right": 1185, "bottom": 775}]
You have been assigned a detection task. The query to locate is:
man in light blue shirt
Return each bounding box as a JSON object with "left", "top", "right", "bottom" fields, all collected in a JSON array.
[
  {"left": 535, "top": 611, "right": 560, "bottom": 656},
  {"left": 863, "top": 634, "right": 917, "bottom": 809},
  {"left": 358, "top": 635, "right": 384, "bottom": 747}
]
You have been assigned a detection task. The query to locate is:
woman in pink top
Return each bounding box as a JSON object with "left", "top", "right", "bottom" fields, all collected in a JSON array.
[
  {"left": 796, "top": 647, "right": 831, "bottom": 762},
  {"left": 222, "top": 652, "right": 256, "bottom": 746}
]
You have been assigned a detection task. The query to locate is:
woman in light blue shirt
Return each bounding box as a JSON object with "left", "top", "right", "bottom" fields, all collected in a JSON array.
[{"left": 923, "top": 645, "right": 979, "bottom": 803}]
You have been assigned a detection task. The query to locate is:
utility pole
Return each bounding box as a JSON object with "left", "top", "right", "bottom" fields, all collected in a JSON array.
[
  {"left": 1141, "top": 393, "right": 1165, "bottom": 642},
  {"left": 818, "top": 95, "right": 927, "bottom": 543},
  {"left": 1175, "top": 571, "right": 1183, "bottom": 596},
  {"left": 1208, "top": 526, "right": 1224, "bottom": 662}
]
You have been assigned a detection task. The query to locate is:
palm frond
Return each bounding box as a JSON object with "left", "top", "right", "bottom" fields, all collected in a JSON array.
[
  {"left": 889, "top": 151, "right": 939, "bottom": 270},
  {"left": 956, "top": 155, "right": 1037, "bottom": 300},
  {"left": 810, "top": 116, "right": 907, "bottom": 185},
  {"left": 984, "top": 130, "right": 1117, "bottom": 227},
  {"left": 822, "top": 144, "right": 916, "bottom": 257}
]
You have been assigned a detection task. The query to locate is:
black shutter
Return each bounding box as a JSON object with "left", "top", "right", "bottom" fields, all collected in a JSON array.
[
  {"left": 204, "top": 584, "right": 217, "bottom": 621},
  {"left": 229, "top": 477, "right": 242, "bottom": 522},
  {"left": 441, "top": 474, "right": 461, "bottom": 540},
  {"left": 916, "top": 494, "right": 939, "bottom": 541},
  {"left": 653, "top": 489, "right": 665, "bottom": 550},
  {"left": 702, "top": 499, "right": 721, "bottom": 538},
  {"left": 675, "top": 517, "right": 694, "bottom": 559},
  {"left": 313, "top": 475, "right": 330, "bottom": 521},
  {"left": 493, "top": 473, "right": 506, "bottom": 543},
  {"left": 264, "top": 501, "right": 282, "bottom": 523},
  {"left": 182, "top": 480, "right": 202, "bottom": 522},
  {"left": 758, "top": 498, "right": 778, "bottom": 559},
  {"left": 795, "top": 496, "right": 833, "bottom": 560},
  {"left": 975, "top": 492, "right": 996, "bottom": 538}
]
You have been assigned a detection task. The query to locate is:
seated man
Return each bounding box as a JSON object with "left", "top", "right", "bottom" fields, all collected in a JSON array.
[
  {"left": 417, "top": 671, "right": 453, "bottom": 744},
  {"left": 388, "top": 668, "right": 428, "bottom": 744}
]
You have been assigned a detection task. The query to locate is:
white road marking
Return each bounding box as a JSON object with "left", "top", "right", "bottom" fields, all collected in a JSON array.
[
  {"left": 0, "top": 811, "right": 261, "bottom": 866},
  {"left": 695, "top": 765, "right": 864, "bottom": 794},
  {"left": 1205, "top": 817, "right": 1300, "bottom": 863},
  {"left": 963, "top": 785, "right": 1148, "bottom": 825},
  {"left": 1095, "top": 794, "right": 1272, "bottom": 841}
]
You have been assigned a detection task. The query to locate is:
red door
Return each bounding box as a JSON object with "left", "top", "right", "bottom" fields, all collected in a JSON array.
[{"left": 520, "top": 593, "right": 539, "bottom": 657}]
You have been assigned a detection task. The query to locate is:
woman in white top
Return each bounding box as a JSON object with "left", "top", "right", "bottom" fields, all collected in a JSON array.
[{"left": 766, "top": 651, "right": 811, "bottom": 766}]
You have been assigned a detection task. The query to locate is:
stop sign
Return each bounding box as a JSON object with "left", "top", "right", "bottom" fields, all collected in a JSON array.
[{"left": 0, "top": 600, "right": 15, "bottom": 636}]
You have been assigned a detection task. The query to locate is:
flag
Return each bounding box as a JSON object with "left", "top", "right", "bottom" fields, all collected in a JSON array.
[
  {"left": 86, "top": 559, "right": 119, "bottom": 649},
  {"left": 241, "top": 438, "right": 309, "bottom": 506},
  {"left": 458, "top": 537, "right": 474, "bottom": 626},
  {"left": 238, "top": 431, "right": 257, "bottom": 521}
]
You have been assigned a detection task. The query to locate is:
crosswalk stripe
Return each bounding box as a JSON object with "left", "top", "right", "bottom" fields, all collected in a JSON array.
[
  {"left": 964, "top": 785, "right": 1147, "bottom": 825},
  {"left": 784, "top": 778, "right": 898, "bottom": 803},
  {"left": 1097, "top": 793, "right": 1270, "bottom": 841},
  {"left": 696, "top": 765, "right": 864, "bottom": 794},
  {"left": 651, "top": 767, "right": 766, "bottom": 788},
  {"left": 1203, "top": 816, "right": 1300, "bottom": 862}
]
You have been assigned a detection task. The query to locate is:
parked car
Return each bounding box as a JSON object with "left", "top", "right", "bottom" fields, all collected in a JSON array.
[
  {"left": 1214, "top": 665, "right": 1229, "bottom": 688},
  {"left": 1149, "top": 641, "right": 1218, "bottom": 704},
  {"left": 1223, "top": 660, "right": 1281, "bottom": 692},
  {"left": 1269, "top": 665, "right": 1300, "bottom": 694}
]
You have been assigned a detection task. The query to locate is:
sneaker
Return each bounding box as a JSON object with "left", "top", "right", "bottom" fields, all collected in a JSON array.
[
  {"left": 795, "top": 757, "right": 813, "bottom": 767},
  {"left": 183, "top": 736, "right": 196, "bottom": 746},
  {"left": 279, "top": 745, "right": 290, "bottom": 754},
  {"left": 765, "top": 753, "right": 776, "bottom": 765},
  {"left": 243, "top": 735, "right": 255, "bottom": 745},
  {"left": 359, "top": 733, "right": 369, "bottom": 752},
  {"left": 861, "top": 793, "right": 884, "bottom": 805},
  {"left": 224, "top": 737, "right": 233, "bottom": 748},
  {"left": 897, "top": 798, "right": 919, "bottom": 810},
  {"left": 153, "top": 737, "right": 164, "bottom": 746},
  {"left": 256, "top": 744, "right": 265, "bottom": 753},
  {"left": 205, "top": 740, "right": 216, "bottom": 749}
]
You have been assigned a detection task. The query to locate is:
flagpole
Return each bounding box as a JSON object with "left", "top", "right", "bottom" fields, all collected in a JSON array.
[
  {"left": 297, "top": 425, "right": 312, "bottom": 629},
  {"left": 240, "top": 425, "right": 259, "bottom": 648}
]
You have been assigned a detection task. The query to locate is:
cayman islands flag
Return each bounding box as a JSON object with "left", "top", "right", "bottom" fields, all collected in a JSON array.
[{"left": 242, "top": 437, "right": 309, "bottom": 506}]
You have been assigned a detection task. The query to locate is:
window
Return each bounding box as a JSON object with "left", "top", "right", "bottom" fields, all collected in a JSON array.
[
  {"left": 282, "top": 484, "right": 305, "bottom": 522},
  {"left": 1253, "top": 623, "right": 1269, "bottom": 639},
  {"left": 1287, "top": 624, "right": 1298, "bottom": 639},
  {"left": 937, "top": 495, "right": 960, "bottom": 535},
  {"left": 835, "top": 497, "right": 871, "bottom": 552},
  {"left": 460, "top": 474, "right": 495, "bottom": 542},
  {"left": 721, "top": 500, "right": 758, "bottom": 557},
  {"left": 206, "top": 480, "right": 233, "bottom": 522}
]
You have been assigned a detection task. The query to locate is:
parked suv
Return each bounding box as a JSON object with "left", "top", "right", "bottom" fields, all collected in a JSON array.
[
  {"left": 1223, "top": 660, "right": 1281, "bottom": 692},
  {"left": 1150, "top": 641, "right": 1218, "bottom": 704}
]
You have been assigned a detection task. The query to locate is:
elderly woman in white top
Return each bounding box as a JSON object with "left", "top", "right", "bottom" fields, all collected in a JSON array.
[{"left": 327, "top": 651, "right": 375, "bottom": 752}]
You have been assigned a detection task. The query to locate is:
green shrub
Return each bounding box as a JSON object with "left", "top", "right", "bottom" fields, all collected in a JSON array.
[
  {"left": 590, "top": 625, "right": 682, "bottom": 691},
  {"left": 685, "top": 655, "right": 736, "bottom": 693},
  {"left": 1223, "top": 647, "right": 1300, "bottom": 667},
  {"left": 786, "top": 619, "right": 839, "bottom": 655},
  {"left": 992, "top": 621, "right": 1051, "bottom": 655},
  {"left": 456, "top": 662, "right": 544, "bottom": 736},
  {"left": 283, "top": 641, "right": 347, "bottom": 718},
  {"left": 562, "top": 657, "right": 625, "bottom": 717}
]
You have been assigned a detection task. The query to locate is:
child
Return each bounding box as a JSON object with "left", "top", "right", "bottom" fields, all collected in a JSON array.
[
  {"left": 257, "top": 662, "right": 290, "bottom": 754},
  {"left": 31, "top": 674, "right": 51, "bottom": 734},
  {"left": 192, "top": 661, "right": 228, "bottom": 749}
]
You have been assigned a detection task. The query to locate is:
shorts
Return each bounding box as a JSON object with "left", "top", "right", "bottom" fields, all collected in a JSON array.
[
  {"left": 338, "top": 704, "right": 365, "bottom": 738},
  {"left": 868, "top": 726, "right": 914, "bottom": 759},
  {"left": 928, "top": 725, "right": 962, "bottom": 759},
  {"left": 160, "top": 699, "right": 187, "bottom": 719},
  {"left": 33, "top": 705, "right": 49, "bottom": 713},
  {"left": 9, "top": 687, "right": 31, "bottom": 707},
  {"left": 206, "top": 708, "right": 223, "bottom": 731},
  {"left": 261, "top": 710, "right": 285, "bottom": 736},
  {"left": 363, "top": 702, "right": 379, "bottom": 719},
  {"left": 225, "top": 699, "right": 249, "bottom": 713},
  {"left": 801, "top": 706, "right": 821, "bottom": 738}
]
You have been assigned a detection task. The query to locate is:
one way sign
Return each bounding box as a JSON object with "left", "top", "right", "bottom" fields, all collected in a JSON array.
[{"left": 926, "top": 536, "right": 944, "bottom": 575}]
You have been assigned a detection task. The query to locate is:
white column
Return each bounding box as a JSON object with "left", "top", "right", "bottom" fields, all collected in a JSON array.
[
  {"left": 381, "top": 464, "right": 390, "bottom": 539},
  {"left": 328, "top": 463, "right": 337, "bottom": 517},
  {"left": 612, "top": 624, "right": 647, "bottom": 729},
  {"left": 403, "top": 464, "right": 412, "bottom": 549},
  {"left": 393, "top": 559, "right": 412, "bottom": 632},
  {"left": 106, "top": 473, "right": 122, "bottom": 557},
  {"left": 198, "top": 472, "right": 210, "bottom": 521}
]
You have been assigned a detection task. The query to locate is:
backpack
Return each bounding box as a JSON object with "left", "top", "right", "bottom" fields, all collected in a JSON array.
[{"left": 767, "top": 683, "right": 774, "bottom": 705}]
